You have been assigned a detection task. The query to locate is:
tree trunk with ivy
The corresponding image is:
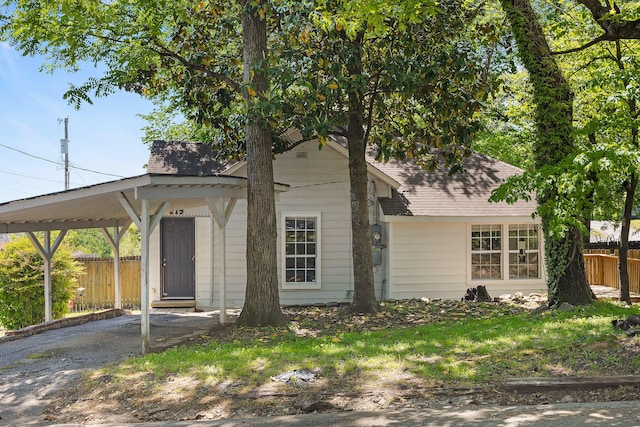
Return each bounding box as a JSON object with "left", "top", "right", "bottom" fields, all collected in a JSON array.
[
  {"left": 500, "top": 0, "right": 595, "bottom": 306},
  {"left": 236, "top": 0, "right": 287, "bottom": 326}
]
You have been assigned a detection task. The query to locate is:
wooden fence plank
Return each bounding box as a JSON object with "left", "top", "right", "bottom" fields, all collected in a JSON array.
[{"left": 74, "top": 257, "right": 141, "bottom": 310}]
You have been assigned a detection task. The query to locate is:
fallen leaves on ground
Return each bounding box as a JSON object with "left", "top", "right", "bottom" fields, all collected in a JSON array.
[{"left": 44, "top": 299, "right": 640, "bottom": 424}]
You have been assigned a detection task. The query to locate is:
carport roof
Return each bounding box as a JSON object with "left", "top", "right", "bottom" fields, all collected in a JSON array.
[{"left": 0, "top": 173, "right": 289, "bottom": 233}]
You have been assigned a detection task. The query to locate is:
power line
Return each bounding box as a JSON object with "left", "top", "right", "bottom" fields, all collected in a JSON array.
[
  {"left": 0, "top": 170, "right": 65, "bottom": 183},
  {"left": 0, "top": 142, "right": 126, "bottom": 179},
  {"left": 68, "top": 162, "right": 125, "bottom": 178},
  {"left": 0, "top": 142, "right": 59, "bottom": 165}
]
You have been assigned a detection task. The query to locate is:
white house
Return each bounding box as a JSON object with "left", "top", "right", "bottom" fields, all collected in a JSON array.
[{"left": 146, "top": 138, "right": 546, "bottom": 309}]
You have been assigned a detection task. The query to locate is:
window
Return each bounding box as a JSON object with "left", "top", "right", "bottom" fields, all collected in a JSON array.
[
  {"left": 471, "top": 225, "right": 502, "bottom": 279},
  {"left": 283, "top": 214, "right": 320, "bottom": 288},
  {"left": 508, "top": 224, "right": 540, "bottom": 279}
]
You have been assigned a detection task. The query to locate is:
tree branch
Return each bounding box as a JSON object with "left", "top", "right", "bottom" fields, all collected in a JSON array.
[{"left": 551, "top": 34, "right": 609, "bottom": 55}]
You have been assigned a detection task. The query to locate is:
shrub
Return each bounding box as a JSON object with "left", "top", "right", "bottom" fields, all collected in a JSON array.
[{"left": 0, "top": 236, "right": 84, "bottom": 330}]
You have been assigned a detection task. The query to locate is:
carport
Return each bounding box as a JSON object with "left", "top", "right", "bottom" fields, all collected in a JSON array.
[{"left": 0, "top": 173, "right": 289, "bottom": 353}]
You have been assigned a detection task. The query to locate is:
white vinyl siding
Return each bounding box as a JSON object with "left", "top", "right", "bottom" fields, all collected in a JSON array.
[{"left": 387, "top": 222, "right": 467, "bottom": 300}]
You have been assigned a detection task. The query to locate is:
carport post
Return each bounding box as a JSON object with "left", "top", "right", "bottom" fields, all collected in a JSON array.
[
  {"left": 27, "top": 230, "right": 67, "bottom": 322},
  {"left": 206, "top": 197, "right": 237, "bottom": 324},
  {"left": 140, "top": 199, "right": 151, "bottom": 353},
  {"left": 102, "top": 220, "right": 132, "bottom": 310}
]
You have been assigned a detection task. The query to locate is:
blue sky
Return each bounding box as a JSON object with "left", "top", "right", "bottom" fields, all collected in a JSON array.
[{"left": 0, "top": 42, "right": 156, "bottom": 203}]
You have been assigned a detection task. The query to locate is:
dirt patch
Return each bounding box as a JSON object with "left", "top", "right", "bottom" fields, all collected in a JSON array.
[{"left": 43, "top": 300, "right": 640, "bottom": 425}]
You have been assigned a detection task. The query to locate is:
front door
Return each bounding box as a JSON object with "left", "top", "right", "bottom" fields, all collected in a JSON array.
[{"left": 161, "top": 218, "right": 195, "bottom": 299}]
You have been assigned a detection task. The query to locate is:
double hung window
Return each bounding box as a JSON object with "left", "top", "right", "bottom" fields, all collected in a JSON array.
[{"left": 283, "top": 214, "right": 320, "bottom": 288}]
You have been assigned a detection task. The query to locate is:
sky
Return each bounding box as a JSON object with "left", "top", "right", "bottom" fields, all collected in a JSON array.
[{"left": 0, "top": 42, "right": 156, "bottom": 204}]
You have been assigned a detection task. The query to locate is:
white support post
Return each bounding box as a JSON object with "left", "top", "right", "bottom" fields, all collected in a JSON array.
[
  {"left": 118, "top": 191, "right": 168, "bottom": 354},
  {"left": 102, "top": 220, "right": 132, "bottom": 310},
  {"left": 206, "top": 197, "right": 236, "bottom": 324},
  {"left": 43, "top": 233, "right": 51, "bottom": 322},
  {"left": 140, "top": 199, "right": 151, "bottom": 354},
  {"left": 219, "top": 220, "right": 227, "bottom": 324},
  {"left": 209, "top": 216, "right": 215, "bottom": 312},
  {"left": 27, "top": 230, "right": 67, "bottom": 322}
]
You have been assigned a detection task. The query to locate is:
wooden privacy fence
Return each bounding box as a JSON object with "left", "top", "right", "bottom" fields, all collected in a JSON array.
[
  {"left": 73, "top": 256, "right": 141, "bottom": 311},
  {"left": 583, "top": 249, "right": 640, "bottom": 294}
]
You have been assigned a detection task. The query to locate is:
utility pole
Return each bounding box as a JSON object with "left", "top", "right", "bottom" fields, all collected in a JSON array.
[{"left": 59, "top": 117, "right": 69, "bottom": 190}]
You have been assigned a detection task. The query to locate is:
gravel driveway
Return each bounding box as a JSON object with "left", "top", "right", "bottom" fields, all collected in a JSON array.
[{"left": 0, "top": 311, "right": 221, "bottom": 426}]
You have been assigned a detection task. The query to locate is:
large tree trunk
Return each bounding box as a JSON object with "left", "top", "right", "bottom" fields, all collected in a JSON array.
[
  {"left": 501, "top": 0, "right": 595, "bottom": 306},
  {"left": 345, "top": 33, "right": 379, "bottom": 314},
  {"left": 236, "top": 1, "right": 287, "bottom": 326},
  {"left": 619, "top": 176, "right": 636, "bottom": 305}
]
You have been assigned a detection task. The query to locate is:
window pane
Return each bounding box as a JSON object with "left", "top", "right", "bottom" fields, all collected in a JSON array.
[
  {"left": 481, "top": 237, "right": 491, "bottom": 251},
  {"left": 471, "top": 238, "right": 480, "bottom": 251},
  {"left": 490, "top": 265, "right": 501, "bottom": 279},
  {"left": 307, "top": 270, "right": 316, "bottom": 282},
  {"left": 286, "top": 269, "right": 295, "bottom": 282},
  {"left": 285, "top": 243, "right": 295, "bottom": 256}
]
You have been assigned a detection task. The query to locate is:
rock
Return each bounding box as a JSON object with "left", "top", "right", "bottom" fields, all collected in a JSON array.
[
  {"left": 301, "top": 401, "right": 335, "bottom": 413},
  {"left": 612, "top": 314, "right": 640, "bottom": 331},
  {"left": 531, "top": 304, "right": 548, "bottom": 315},
  {"left": 270, "top": 369, "right": 318, "bottom": 384},
  {"left": 557, "top": 302, "right": 575, "bottom": 312},
  {"left": 560, "top": 394, "right": 574, "bottom": 403}
]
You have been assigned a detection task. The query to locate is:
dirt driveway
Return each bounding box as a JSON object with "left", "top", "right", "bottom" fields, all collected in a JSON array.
[{"left": 0, "top": 310, "right": 225, "bottom": 426}]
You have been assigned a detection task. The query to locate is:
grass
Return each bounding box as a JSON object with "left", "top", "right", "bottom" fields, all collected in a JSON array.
[
  {"left": 47, "top": 299, "right": 640, "bottom": 422},
  {"left": 93, "top": 300, "right": 640, "bottom": 390}
]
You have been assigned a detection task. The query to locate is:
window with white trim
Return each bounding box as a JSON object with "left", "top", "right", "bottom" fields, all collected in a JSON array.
[
  {"left": 471, "top": 224, "right": 502, "bottom": 280},
  {"left": 508, "top": 224, "right": 540, "bottom": 279},
  {"left": 283, "top": 214, "right": 320, "bottom": 288}
]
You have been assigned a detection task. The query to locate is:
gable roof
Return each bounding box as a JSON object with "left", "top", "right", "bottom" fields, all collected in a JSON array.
[
  {"left": 147, "top": 140, "right": 536, "bottom": 218},
  {"left": 147, "top": 140, "right": 234, "bottom": 175},
  {"left": 369, "top": 151, "right": 536, "bottom": 217}
]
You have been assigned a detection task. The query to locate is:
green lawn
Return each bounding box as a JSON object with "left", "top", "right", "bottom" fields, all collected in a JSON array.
[
  {"left": 97, "top": 300, "right": 640, "bottom": 388},
  {"left": 51, "top": 300, "right": 640, "bottom": 422}
]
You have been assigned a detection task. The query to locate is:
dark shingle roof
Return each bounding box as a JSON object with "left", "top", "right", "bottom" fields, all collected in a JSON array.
[
  {"left": 148, "top": 139, "right": 536, "bottom": 218},
  {"left": 147, "top": 141, "right": 234, "bottom": 175},
  {"left": 369, "top": 151, "right": 536, "bottom": 217}
]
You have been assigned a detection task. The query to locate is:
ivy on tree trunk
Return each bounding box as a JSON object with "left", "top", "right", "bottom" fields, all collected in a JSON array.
[
  {"left": 500, "top": 0, "right": 595, "bottom": 306},
  {"left": 236, "top": 0, "right": 287, "bottom": 326}
]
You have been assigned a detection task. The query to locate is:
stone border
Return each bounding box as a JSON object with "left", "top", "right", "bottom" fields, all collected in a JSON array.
[{"left": 0, "top": 309, "right": 129, "bottom": 344}]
